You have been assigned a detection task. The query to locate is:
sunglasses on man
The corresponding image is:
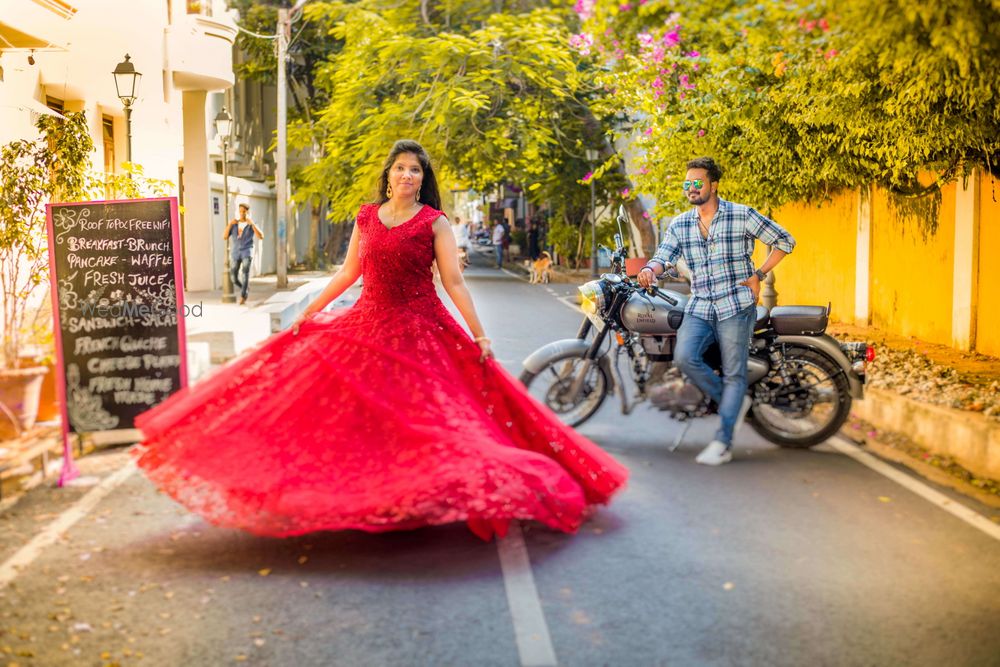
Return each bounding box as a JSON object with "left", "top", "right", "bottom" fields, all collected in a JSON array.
[{"left": 682, "top": 179, "right": 706, "bottom": 191}]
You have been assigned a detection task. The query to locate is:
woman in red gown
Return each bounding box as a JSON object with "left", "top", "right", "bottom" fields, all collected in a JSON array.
[{"left": 134, "top": 140, "right": 628, "bottom": 541}]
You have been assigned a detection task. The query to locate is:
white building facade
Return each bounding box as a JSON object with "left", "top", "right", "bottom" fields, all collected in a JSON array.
[{"left": 0, "top": 0, "right": 311, "bottom": 292}]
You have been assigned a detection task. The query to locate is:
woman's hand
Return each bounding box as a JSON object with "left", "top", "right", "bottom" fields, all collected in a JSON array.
[
  {"left": 475, "top": 337, "right": 494, "bottom": 362},
  {"left": 292, "top": 310, "right": 317, "bottom": 336}
]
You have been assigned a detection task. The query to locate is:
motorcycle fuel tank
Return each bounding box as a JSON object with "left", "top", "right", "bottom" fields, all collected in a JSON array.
[{"left": 621, "top": 291, "right": 687, "bottom": 334}]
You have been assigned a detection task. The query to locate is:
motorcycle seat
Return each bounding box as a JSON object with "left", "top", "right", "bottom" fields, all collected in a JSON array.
[{"left": 769, "top": 305, "right": 829, "bottom": 335}]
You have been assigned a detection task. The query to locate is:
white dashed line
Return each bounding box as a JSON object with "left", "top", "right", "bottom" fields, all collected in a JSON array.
[{"left": 497, "top": 521, "right": 558, "bottom": 667}]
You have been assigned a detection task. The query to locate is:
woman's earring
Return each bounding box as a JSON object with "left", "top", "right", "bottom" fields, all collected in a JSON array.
[
  {"left": 415, "top": 190, "right": 420, "bottom": 204},
  {"left": 386, "top": 184, "right": 393, "bottom": 199}
]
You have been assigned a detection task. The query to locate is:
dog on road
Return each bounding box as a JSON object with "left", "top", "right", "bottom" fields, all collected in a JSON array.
[{"left": 527, "top": 251, "right": 552, "bottom": 284}]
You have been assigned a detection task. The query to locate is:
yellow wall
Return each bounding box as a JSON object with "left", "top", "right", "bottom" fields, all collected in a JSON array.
[
  {"left": 977, "top": 172, "right": 1000, "bottom": 356},
  {"left": 754, "top": 174, "right": 998, "bottom": 357},
  {"left": 768, "top": 193, "right": 857, "bottom": 322},
  {"left": 869, "top": 184, "right": 956, "bottom": 346}
]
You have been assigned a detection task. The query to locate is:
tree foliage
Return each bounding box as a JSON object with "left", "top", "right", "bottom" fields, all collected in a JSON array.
[
  {"left": 575, "top": 0, "right": 1000, "bottom": 222},
  {"left": 237, "top": 0, "right": 641, "bottom": 262}
]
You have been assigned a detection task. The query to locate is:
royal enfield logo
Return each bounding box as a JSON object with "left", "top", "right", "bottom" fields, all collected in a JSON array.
[{"left": 635, "top": 303, "right": 657, "bottom": 324}]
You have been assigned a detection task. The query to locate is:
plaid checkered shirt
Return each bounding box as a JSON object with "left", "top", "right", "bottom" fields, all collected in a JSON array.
[{"left": 648, "top": 198, "right": 796, "bottom": 321}]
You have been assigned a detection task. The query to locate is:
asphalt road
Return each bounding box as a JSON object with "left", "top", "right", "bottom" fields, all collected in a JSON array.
[{"left": 1, "top": 248, "right": 998, "bottom": 666}]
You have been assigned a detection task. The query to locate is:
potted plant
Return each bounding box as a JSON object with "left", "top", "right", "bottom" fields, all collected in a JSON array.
[{"left": 0, "top": 113, "right": 94, "bottom": 439}]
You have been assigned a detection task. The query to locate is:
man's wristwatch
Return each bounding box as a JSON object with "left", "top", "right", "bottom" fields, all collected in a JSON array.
[{"left": 754, "top": 268, "right": 767, "bottom": 281}]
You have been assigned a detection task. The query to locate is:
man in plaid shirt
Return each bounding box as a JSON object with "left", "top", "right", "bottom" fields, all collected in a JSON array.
[{"left": 638, "top": 157, "right": 796, "bottom": 465}]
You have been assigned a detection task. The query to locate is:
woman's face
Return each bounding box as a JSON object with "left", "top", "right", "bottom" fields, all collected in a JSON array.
[{"left": 388, "top": 152, "right": 424, "bottom": 201}]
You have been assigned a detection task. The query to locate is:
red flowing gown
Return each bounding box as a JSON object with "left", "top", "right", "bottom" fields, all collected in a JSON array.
[{"left": 134, "top": 204, "right": 628, "bottom": 540}]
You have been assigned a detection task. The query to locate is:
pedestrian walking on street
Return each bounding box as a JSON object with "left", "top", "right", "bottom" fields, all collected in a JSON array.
[
  {"left": 223, "top": 201, "right": 264, "bottom": 305},
  {"left": 134, "top": 139, "right": 628, "bottom": 541},
  {"left": 637, "top": 157, "right": 796, "bottom": 465},
  {"left": 492, "top": 222, "right": 505, "bottom": 268},
  {"left": 451, "top": 215, "right": 470, "bottom": 270}
]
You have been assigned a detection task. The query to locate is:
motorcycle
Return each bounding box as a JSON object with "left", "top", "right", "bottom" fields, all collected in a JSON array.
[{"left": 519, "top": 206, "right": 875, "bottom": 450}]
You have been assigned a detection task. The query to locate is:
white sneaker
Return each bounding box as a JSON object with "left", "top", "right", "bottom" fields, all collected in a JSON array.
[
  {"left": 695, "top": 440, "right": 733, "bottom": 466},
  {"left": 736, "top": 395, "right": 753, "bottom": 430}
]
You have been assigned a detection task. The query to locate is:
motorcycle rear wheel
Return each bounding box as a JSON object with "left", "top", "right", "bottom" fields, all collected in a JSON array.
[
  {"left": 519, "top": 356, "right": 609, "bottom": 428},
  {"left": 749, "top": 347, "right": 852, "bottom": 448}
]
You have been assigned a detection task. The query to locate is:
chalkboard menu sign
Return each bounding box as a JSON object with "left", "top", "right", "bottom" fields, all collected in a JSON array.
[{"left": 45, "top": 197, "right": 188, "bottom": 434}]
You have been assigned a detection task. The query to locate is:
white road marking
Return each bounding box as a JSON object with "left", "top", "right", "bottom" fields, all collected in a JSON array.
[
  {"left": 497, "top": 521, "right": 558, "bottom": 667},
  {"left": 554, "top": 296, "right": 582, "bottom": 314},
  {"left": 829, "top": 436, "right": 1000, "bottom": 541},
  {"left": 0, "top": 461, "right": 137, "bottom": 590}
]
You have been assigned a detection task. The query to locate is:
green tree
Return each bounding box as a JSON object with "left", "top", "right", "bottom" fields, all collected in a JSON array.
[
  {"left": 229, "top": 0, "right": 656, "bottom": 262},
  {"left": 577, "top": 0, "right": 1000, "bottom": 226},
  {"left": 230, "top": 0, "right": 342, "bottom": 268}
]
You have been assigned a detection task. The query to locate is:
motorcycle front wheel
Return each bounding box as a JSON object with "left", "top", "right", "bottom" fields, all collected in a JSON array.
[
  {"left": 748, "top": 347, "right": 852, "bottom": 448},
  {"left": 518, "top": 356, "right": 609, "bottom": 428}
]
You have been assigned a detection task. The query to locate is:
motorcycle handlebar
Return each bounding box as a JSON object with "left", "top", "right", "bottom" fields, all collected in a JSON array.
[{"left": 623, "top": 277, "right": 679, "bottom": 306}]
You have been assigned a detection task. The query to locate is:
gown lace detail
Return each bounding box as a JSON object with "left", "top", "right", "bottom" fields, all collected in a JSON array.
[{"left": 133, "top": 204, "right": 628, "bottom": 539}]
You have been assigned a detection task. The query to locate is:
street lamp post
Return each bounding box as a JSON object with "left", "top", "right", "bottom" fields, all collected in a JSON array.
[
  {"left": 112, "top": 54, "right": 141, "bottom": 165},
  {"left": 585, "top": 148, "right": 599, "bottom": 277},
  {"left": 215, "top": 108, "right": 236, "bottom": 304}
]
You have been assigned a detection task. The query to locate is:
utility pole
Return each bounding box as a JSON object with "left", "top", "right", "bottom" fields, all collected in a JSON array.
[{"left": 275, "top": 7, "right": 290, "bottom": 288}]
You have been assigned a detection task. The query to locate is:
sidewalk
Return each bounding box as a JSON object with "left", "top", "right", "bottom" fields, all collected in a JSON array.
[{"left": 182, "top": 269, "right": 336, "bottom": 372}]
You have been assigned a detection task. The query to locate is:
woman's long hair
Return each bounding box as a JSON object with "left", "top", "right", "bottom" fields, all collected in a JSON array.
[{"left": 375, "top": 139, "right": 442, "bottom": 211}]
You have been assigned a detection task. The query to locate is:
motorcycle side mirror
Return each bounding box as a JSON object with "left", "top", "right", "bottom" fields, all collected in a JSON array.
[{"left": 615, "top": 205, "right": 628, "bottom": 253}]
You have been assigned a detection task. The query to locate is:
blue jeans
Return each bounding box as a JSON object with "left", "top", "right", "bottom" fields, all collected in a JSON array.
[
  {"left": 231, "top": 254, "right": 252, "bottom": 299},
  {"left": 495, "top": 244, "right": 503, "bottom": 268},
  {"left": 674, "top": 304, "right": 756, "bottom": 447}
]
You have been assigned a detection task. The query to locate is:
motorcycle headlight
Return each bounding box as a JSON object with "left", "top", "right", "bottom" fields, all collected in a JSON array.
[{"left": 578, "top": 280, "right": 607, "bottom": 315}]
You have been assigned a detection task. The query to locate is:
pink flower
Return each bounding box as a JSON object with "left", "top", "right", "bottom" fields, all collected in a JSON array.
[
  {"left": 652, "top": 76, "right": 664, "bottom": 89},
  {"left": 679, "top": 73, "right": 695, "bottom": 89},
  {"left": 638, "top": 32, "right": 654, "bottom": 48},
  {"left": 642, "top": 211, "right": 651, "bottom": 219},
  {"left": 574, "top": 0, "right": 595, "bottom": 21},
  {"left": 619, "top": 2, "right": 632, "bottom": 11},
  {"left": 697, "top": 129, "right": 705, "bottom": 137},
  {"left": 824, "top": 48, "right": 839, "bottom": 60},
  {"left": 819, "top": 18, "right": 830, "bottom": 31},
  {"left": 639, "top": 167, "right": 649, "bottom": 175},
  {"left": 679, "top": 91, "right": 686, "bottom": 100},
  {"left": 644, "top": 127, "right": 653, "bottom": 136},
  {"left": 621, "top": 188, "right": 631, "bottom": 197},
  {"left": 663, "top": 30, "right": 681, "bottom": 48},
  {"left": 687, "top": 50, "right": 700, "bottom": 58},
  {"left": 582, "top": 171, "right": 594, "bottom": 182},
  {"left": 569, "top": 32, "right": 595, "bottom": 56}
]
